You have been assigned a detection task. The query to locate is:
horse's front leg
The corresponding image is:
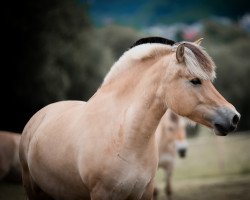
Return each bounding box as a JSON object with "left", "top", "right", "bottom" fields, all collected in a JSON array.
[{"left": 165, "top": 170, "right": 173, "bottom": 200}]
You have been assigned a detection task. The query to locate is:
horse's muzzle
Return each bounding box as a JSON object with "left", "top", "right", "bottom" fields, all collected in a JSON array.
[
  {"left": 213, "top": 107, "right": 240, "bottom": 136},
  {"left": 178, "top": 148, "right": 187, "bottom": 158}
]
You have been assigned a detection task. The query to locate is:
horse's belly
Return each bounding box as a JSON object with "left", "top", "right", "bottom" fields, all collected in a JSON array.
[
  {"left": 88, "top": 163, "right": 154, "bottom": 200},
  {"left": 29, "top": 161, "right": 90, "bottom": 200}
]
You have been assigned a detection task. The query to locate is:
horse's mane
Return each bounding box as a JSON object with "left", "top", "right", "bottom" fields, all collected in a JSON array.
[
  {"left": 130, "top": 37, "right": 175, "bottom": 48},
  {"left": 103, "top": 37, "right": 216, "bottom": 85},
  {"left": 179, "top": 42, "right": 216, "bottom": 80}
]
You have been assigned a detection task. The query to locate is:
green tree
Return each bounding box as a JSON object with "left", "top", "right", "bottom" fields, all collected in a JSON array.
[{"left": 1, "top": 0, "right": 113, "bottom": 131}]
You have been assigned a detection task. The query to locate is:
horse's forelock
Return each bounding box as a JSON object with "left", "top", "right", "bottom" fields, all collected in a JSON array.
[
  {"left": 182, "top": 42, "right": 216, "bottom": 80},
  {"left": 184, "top": 43, "right": 214, "bottom": 73}
]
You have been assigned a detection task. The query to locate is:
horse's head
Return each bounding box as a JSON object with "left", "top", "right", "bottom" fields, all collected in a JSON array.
[
  {"left": 164, "top": 39, "right": 240, "bottom": 136},
  {"left": 174, "top": 121, "right": 187, "bottom": 159},
  {"left": 104, "top": 37, "right": 240, "bottom": 136}
]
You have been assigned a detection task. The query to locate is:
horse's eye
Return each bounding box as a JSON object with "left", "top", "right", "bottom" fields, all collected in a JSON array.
[{"left": 190, "top": 78, "right": 202, "bottom": 85}]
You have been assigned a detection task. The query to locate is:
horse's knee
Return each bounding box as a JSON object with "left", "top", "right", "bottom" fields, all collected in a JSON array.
[{"left": 165, "top": 183, "right": 172, "bottom": 197}]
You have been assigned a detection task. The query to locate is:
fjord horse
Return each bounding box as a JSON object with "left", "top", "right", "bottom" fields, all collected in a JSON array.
[
  {"left": 154, "top": 110, "right": 188, "bottom": 200},
  {"left": 20, "top": 37, "right": 240, "bottom": 200},
  {"left": 0, "top": 131, "right": 21, "bottom": 183}
]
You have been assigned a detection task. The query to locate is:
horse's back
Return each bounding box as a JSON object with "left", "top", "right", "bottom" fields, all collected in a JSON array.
[
  {"left": 22, "top": 101, "right": 84, "bottom": 135},
  {"left": 20, "top": 101, "right": 85, "bottom": 152}
]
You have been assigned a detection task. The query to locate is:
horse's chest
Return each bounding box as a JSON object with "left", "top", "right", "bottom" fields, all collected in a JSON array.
[
  {"left": 100, "top": 164, "right": 153, "bottom": 199},
  {"left": 107, "top": 172, "right": 151, "bottom": 199}
]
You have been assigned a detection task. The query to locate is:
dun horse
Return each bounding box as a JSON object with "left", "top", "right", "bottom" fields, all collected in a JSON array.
[
  {"left": 154, "top": 110, "right": 188, "bottom": 200},
  {"left": 0, "top": 131, "right": 21, "bottom": 183},
  {"left": 20, "top": 37, "right": 240, "bottom": 200}
]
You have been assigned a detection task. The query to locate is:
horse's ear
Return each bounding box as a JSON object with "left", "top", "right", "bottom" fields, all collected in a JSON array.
[
  {"left": 170, "top": 111, "right": 179, "bottom": 123},
  {"left": 176, "top": 44, "right": 185, "bottom": 63},
  {"left": 194, "top": 38, "right": 203, "bottom": 46}
]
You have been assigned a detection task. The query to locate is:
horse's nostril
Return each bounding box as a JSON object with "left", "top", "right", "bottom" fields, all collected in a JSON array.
[
  {"left": 215, "top": 123, "right": 225, "bottom": 133},
  {"left": 232, "top": 114, "right": 240, "bottom": 125},
  {"left": 178, "top": 149, "right": 186, "bottom": 158},
  {"left": 229, "top": 124, "right": 236, "bottom": 132}
]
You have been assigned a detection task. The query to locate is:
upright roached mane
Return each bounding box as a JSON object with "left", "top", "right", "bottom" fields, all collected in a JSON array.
[{"left": 103, "top": 37, "right": 216, "bottom": 85}]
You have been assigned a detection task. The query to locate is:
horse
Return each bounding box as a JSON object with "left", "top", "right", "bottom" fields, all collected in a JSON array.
[
  {"left": 154, "top": 110, "right": 188, "bottom": 200},
  {"left": 19, "top": 37, "right": 240, "bottom": 200},
  {"left": 0, "top": 131, "right": 22, "bottom": 183}
]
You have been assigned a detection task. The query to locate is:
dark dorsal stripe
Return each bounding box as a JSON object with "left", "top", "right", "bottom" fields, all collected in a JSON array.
[{"left": 130, "top": 37, "right": 176, "bottom": 48}]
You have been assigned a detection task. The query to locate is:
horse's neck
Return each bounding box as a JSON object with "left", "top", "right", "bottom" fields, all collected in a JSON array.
[
  {"left": 123, "top": 91, "right": 166, "bottom": 150},
  {"left": 101, "top": 58, "right": 168, "bottom": 154}
]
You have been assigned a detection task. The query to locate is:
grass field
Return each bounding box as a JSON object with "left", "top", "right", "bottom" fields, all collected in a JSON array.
[
  {"left": 0, "top": 182, "right": 24, "bottom": 200},
  {"left": 1, "top": 128, "right": 250, "bottom": 200},
  {"left": 155, "top": 128, "right": 250, "bottom": 200}
]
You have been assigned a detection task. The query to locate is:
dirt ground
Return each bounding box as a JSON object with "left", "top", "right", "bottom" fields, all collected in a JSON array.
[
  {"left": 155, "top": 131, "right": 250, "bottom": 200},
  {"left": 161, "top": 174, "right": 250, "bottom": 200},
  {"left": 0, "top": 174, "right": 250, "bottom": 200},
  {"left": 0, "top": 182, "right": 24, "bottom": 200}
]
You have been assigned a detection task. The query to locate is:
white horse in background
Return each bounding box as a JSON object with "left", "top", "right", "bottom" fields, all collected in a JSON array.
[{"left": 0, "top": 131, "right": 21, "bottom": 183}]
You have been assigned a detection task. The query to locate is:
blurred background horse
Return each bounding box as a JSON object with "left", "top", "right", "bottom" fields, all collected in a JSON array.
[
  {"left": 154, "top": 110, "right": 188, "bottom": 200},
  {"left": 0, "top": 131, "right": 21, "bottom": 183}
]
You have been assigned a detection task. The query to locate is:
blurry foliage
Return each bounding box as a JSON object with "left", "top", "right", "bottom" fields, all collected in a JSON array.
[
  {"left": 1, "top": 1, "right": 249, "bottom": 132},
  {"left": 1, "top": 0, "right": 142, "bottom": 131},
  {"left": 187, "top": 125, "right": 200, "bottom": 138},
  {"left": 98, "top": 25, "right": 144, "bottom": 59},
  {"left": 203, "top": 21, "right": 250, "bottom": 130},
  {"left": 89, "top": 0, "right": 250, "bottom": 27},
  {"left": 1, "top": 0, "right": 105, "bottom": 131},
  {"left": 204, "top": 21, "right": 248, "bottom": 43}
]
